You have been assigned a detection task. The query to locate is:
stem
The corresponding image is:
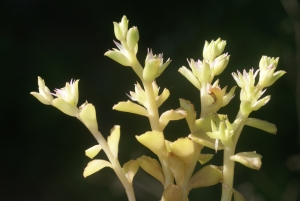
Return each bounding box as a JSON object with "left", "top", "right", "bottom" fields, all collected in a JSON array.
[
  {"left": 220, "top": 109, "right": 249, "bottom": 201},
  {"left": 88, "top": 128, "right": 136, "bottom": 201}
]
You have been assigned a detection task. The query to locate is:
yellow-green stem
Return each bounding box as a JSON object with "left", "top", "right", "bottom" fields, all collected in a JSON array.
[
  {"left": 88, "top": 128, "right": 136, "bottom": 201},
  {"left": 220, "top": 109, "right": 249, "bottom": 201}
]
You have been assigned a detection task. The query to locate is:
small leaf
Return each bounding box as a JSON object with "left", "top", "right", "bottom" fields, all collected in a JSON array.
[
  {"left": 123, "top": 160, "right": 139, "bottom": 184},
  {"left": 104, "top": 50, "right": 131, "bottom": 66},
  {"left": 230, "top": 152, "right": 262, "bottom": 170},
  {"left": 187, "top": 165, "right": 222, "bottom": 190},
  {"left": 178, "top": 66, "right": 201, "bottom": 89},
  {"left": 138, "top": 156, "right": 164, "bottom": 184},
  {"left": 113, "top": 101, "right": 148, "bottom": 117},
  {"left": 170, "top": 138, "right": 194, "bottom": 164},
  {"left": 79, "top": 103, "right": 98, "bottom": 131},
  {"left": 161, "top": 184, "right": 182, "bottom": 201},
  {"left": 83, "top": 160, "right": 112, "bottom": 178},
  {"left": 136, "top": 130, "right": 166, "bottom": 156},
  {"left": 52, "top": 98, "right": 80, "bottom": 117},
  {"left": 198, "top": 154, "right": 214, "bottom": 164},
  {"left": 85, "top": 145, "right": 102, "bottom": 159},
  {"left": 245, "top": 118, "right": 277, "bottom": 134},
  {"left": 156, "top": 88, "right": 170, "bottom": 108},
  {"left": 107, "top": 125, "right": 120, "bottom": 159},
  {"left": 168, "top": 152, "right": 186, "bottom": 186},
  {"left": 233, "top": 188, "right": 246, "bottom": 201},
  {"left": 189, "top": 130, "right": 224, "bottom": 150},
  {"left": 159, "top": 109, "right": 186, "bottom": 130}
]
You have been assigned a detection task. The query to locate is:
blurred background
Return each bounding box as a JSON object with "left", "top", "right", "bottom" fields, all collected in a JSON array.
[{"left": 2, "top": 0, "right": 300, "bottom": 200}]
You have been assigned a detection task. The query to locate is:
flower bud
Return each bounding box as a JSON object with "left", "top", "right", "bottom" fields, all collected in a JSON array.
[
  {"left": 203, "top": 38, "right": 226, "bottom": 61},
  {"left": 212, "top": 53, "right": 230, "bottom": 76},
  {"left": 126, "top": 27, "right": 139, "bottom": 50}
]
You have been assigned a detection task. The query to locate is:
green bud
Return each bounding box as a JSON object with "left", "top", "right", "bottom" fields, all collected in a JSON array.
[
  {"left": 113, "top": 22, "right": 123, "bottom": 41},
  {"left": 203, "top": 38, "right": 226, "bottom": 61},
  {"left": 143, "top": 59, "right": 160, "bottom": 82},
  {"left": 212, "top": 53, "right": 230, "bottom": 76},
  {"left": 126, "top": 26, "right": 139, "bottom": 50},
  {"left": 200, "top": 61, "right": 211, "bottom": 83},
  {"left": 120, "top": 15, "right": 129, "bottom": 38},
  {"left": 259, "top": 56, "right": 279, "bottom": 71}
]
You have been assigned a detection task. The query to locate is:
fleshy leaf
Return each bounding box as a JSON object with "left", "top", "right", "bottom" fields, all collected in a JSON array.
[
  {"left": 178, "top": 66, "right": 201, "bottom": 89},
  {"left": 189, "top": 129, "right": 224, "bottom": 150},
  {"left": 159, "top": 109, "right": 186, "bottom": 130},
  {"left": 79, "top": 103, "right": 98, "bottom": 132},
  {"left": 113, "top": 101, "right": 148, "bottom": 117},
  {"left": 168, "top": 152, "right": 186, "bottom": 186},
  {"left": 85, "top": 145, "right": 102, "bottom": 159},
  {"left": 138, "top": 156, "right": 164, "bottom": 184},
  {"left": 123, "top": 160, "right": 139, "bottom": 184},
  {"left": 161, "top": 184, "right": 182, "bottom": 201},
  {"left": 83, "top": 159, "right": 112, "bottom": 178},
  {"left": 52, "top": 98, "right": 80, "bottom": 117},
  {"left": 233, "top": 188, "right": 246, "bottom": 201},
  {"left": 136, "top": 131, "right": 166, "bottom": 156},
  {"left": 230, "top": 152, "right": 262, "bottom": 170},
  {"left": 187, "top": 165, "right": 222, "bottom": 190},
  {"left": 170, "top": 138, "right": 194, "bottom": 164},
  {"left": 107, "top": 125, "right": 120, "bottom": 159},
  {"left": 245, "top": 118, "right": 277, "bottom": 134},
  {"left": 198, "top": 154, "right": 214, "bottom": 164}
]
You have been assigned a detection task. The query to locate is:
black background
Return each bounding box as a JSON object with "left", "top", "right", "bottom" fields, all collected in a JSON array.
[{"left": 2, "top": 0, "right": 300, "bottom": 200}]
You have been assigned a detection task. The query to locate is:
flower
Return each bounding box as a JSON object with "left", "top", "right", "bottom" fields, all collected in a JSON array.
[
  {"left": 31, "top": 76, "right": 80, "bottom": 117},
  {"left": 53, "top": 79, "right": 79, "bottom": 106},
  {"left": 142, "top": 49, "right": 171, "bottom": 82}
]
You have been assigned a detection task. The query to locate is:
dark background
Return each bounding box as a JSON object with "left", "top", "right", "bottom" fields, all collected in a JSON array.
[{"left": 2, "top": 0, "right": 300, "bottom": 200}]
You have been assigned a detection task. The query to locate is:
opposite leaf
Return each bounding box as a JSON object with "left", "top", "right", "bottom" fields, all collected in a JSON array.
[
  {"left": 187, "top": 165, "right": 222, "bottom": 190},
  {"left": 123, "top": 160, "right": 139, "bottom": 184},
  {"left": 107, "top": 125, "right": 121, "bottom": 159},
  {"left": 198, "top": 154, "right": 214, "bottom": 164},
  {"left": 138, "top": 156, "right": 164, "bottom": 184},
  {"left": 83, "top": 159, "right": 112, "bottom": 178},
  {"left": 85, "top": 145, "right": 102, "bottom": 159}
]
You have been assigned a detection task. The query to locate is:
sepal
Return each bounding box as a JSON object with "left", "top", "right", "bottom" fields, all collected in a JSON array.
[{"left": 198, "top": 153, "right": 214, "bottom": 164}]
